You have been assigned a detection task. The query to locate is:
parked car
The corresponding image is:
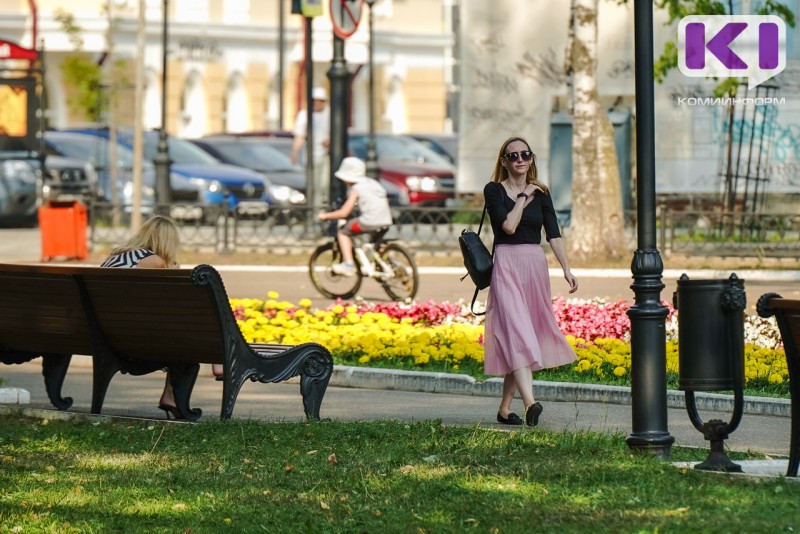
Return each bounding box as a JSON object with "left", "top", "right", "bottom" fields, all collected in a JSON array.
[
  {"left": 195, "top": 135, "right": 410, "bottom": 207},
  {"left": 191, "top": 136, "right": 306, "bottom": 206},
  {"left": 0, "top": 158, "right": 38, "bottom": 227},
  {"left": 0, "top": 145, "right": 98, "bottom": 227},
  {"left": 43, "top": 131, "right": 156, "bottom": 212},
  {"left": 67, "top": 129, "right": 275, "bottom": 221},
  {"left": 409, "top": 133, "right": 458, "bottom": 165},
  {"left": 347, "top": 132, "right": 456, "bottom": 207},
  {"left": 0, "top": 146, "right": 98, "bottom": 203},
  {"left": 245, "top": 132, "right": 450, "bottom": 207}
]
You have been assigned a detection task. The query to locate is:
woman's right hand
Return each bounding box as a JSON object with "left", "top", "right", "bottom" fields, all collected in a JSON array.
[{"left": 524, "top": 184, "right": 543, "bottom": 197}]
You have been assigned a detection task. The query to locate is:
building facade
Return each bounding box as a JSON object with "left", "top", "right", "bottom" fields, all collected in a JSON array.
[
  {"left": 1, "top": 0, "right": 799, "bottom": 205},
  {"left": 0, "top": 0, "right": 453, "bottom": 137}
]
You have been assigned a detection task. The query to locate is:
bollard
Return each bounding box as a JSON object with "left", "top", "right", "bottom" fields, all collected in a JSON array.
[{"left": 673, "top": 273, "right": 746, "bottom": 472}]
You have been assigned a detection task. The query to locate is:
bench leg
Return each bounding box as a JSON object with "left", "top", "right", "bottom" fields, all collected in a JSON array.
[
  {"left": 299, "top": 351, "right": 333, "bottom": 420},
  {"left": 41, "top": 354, "right": 73, "bottom": 410},
  {"left": 169, "top": 363, "right": 202, "bottom": 421},
  {"left": 783, "top": 381, "right": 800, "bottom": 477},
  {"left": 90, "top": 355, "right": 122, "bottom": 415}
]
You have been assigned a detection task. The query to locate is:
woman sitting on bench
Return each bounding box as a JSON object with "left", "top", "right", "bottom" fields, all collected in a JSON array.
[{"left": 101, "top": 215, "right": 187, "bottom": 418}]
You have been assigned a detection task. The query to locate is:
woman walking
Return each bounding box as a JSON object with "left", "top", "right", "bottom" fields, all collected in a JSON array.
[{"left": 483, "top": 136, "right": 578, "bottom": 427}]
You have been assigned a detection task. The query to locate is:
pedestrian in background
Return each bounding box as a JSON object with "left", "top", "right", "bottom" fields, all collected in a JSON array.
[
  {"left": 483, "top": 136, "right": 578, "bottom": 427},
  {"left": 291, "top": 86, "right": 331, "bottom": 209}
]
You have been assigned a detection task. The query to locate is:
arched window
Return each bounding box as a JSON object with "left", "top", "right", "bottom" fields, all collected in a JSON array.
[
  {"left": 143, "top": 68, "right": 161, "bottom": 130},
  {"left": 180, "top": 71, "right": 207, "bottom": 139},
  {"left": 225, "top": 73, "right": 250, "bottom": 133}
]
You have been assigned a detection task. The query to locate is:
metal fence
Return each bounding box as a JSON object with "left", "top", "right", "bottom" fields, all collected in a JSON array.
[{"left": 88, "top": 202, "right": 800, "bottom": 259}]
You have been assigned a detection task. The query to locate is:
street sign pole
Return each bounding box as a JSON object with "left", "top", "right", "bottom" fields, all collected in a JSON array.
[
  {"left": 327, "top": 36, "right": 350, "bottom": 210},
  {"left": 328, "top": 0, "right": 364, "bottom": 209}
]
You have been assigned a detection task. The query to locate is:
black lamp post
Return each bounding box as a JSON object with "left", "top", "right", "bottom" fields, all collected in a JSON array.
[
  {"left": 364, "top": 0, "right": 379, "bottom": 180},
  {"left": 154, "top": 0, "right": 172, "bottom": 212},
  {"left": 626, "top": 0, "right": 674, "bottom": 458}
]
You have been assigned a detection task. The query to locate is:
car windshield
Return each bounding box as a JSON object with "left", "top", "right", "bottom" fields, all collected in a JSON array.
[
  {"left": 142, "top": 134, "right": 220, "bottom": 165},
  {"left": 203, "top": 140, "right": 299, "bottom": 172},
  {"left": 46, "top": 133, "right": 151, "bottom": 169},
  {"left": 349, "top": 134, "right": 453, "bottom": 166}
]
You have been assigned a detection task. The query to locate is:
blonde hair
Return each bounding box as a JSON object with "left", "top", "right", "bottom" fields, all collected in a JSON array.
[
  {"left": 490, "top": 136, "right": 550, "bottom": 195},
  {"left": 110, "top": 215, "right": 180, "bottom": 267}
]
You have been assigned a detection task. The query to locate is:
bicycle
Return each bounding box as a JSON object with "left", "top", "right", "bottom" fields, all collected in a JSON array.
[{"left": 308, "top": 226, "right": 419, "bottom": 301}]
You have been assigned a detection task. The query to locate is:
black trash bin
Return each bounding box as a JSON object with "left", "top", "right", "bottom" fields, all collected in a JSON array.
[
  {"left": 673, "top": 273, "right": 747, "bottom": 472},
  {"left": 674, "top": 273, "right": 746, "bottom": 392}
]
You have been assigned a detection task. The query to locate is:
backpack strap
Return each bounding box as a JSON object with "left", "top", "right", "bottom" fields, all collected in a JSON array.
[
  {"left": 469, "top": 205, "right": 493, "bottom": 316},
  {"left": 470, "top": 286, "right": 486, "bottom": 316}
]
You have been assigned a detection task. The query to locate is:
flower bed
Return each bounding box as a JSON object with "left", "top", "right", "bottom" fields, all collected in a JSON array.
[{"left": 231, "top": 292, "right": 789, "bottom": 396}]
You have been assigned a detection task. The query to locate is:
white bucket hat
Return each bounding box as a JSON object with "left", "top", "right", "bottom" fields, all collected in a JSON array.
[
  {"left": 312, "top": 87, "right": 328, "bottom": 101},
  {"left": 334, "top": 157, "right": 367, "bottom": 184}
]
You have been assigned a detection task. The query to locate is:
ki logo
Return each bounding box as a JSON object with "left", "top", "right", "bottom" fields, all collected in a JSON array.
[{"left": 678, "top": 15, "right": 786, "bottom": 89}]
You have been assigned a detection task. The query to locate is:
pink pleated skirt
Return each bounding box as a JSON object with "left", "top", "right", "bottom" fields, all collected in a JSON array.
[{"left": 483, "top": 244, "right": 577, "bottom": 375}]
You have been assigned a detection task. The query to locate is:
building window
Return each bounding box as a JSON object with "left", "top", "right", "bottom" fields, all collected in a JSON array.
[
  {"left": 176, "top": 0, "right": 208, "bottom": 23},
  {"left": 224, "top": 0, "right": 251, "bottom": 25}
]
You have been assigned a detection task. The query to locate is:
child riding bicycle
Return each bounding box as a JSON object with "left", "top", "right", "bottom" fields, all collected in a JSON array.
[{"left": 318, "top": 157, "right": 393, "bottom": 277}]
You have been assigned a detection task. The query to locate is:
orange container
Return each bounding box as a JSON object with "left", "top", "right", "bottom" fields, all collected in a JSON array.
[{"left": 38, "top": 200, "right": 89, "bottom": 261}]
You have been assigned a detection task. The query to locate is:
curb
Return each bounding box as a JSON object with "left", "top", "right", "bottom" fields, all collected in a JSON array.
[
  {"left": 0, "top": 387, "right": 30, "bottom": 404},
  {"left": 208, "top": 265, "right": 800, "bottom": 282},
  {"left": 329, "top": 366, "right": 791, "bottom": 418}
]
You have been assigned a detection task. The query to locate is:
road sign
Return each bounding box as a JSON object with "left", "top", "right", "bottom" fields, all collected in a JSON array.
[
  {"left": 330, "top": 0, "right": 363, "bottom": 39},
  {"left": 292, "top": 0, "right": 324, "bottom": 17}
]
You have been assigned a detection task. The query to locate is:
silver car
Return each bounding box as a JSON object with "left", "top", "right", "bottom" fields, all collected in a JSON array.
[{"left": 0, "top": 158, "right": 38, "bottom": 227}]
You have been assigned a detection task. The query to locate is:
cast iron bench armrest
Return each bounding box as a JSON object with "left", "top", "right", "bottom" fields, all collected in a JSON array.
[{"left": 757, "top": 293, "right": 800, "bottom": 477}]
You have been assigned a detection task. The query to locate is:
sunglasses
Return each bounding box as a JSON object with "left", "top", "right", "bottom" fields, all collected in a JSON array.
[{"left": 503, "top": 150, "right": 533, "bottom": 162}]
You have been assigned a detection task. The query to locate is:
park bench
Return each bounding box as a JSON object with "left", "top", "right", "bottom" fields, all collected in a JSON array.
[
  {"left": 0, "top": 263, "right": 333, "bottom": 421},
  {"left": 757, "top": 293, "right": 800, "bottom": 477}
]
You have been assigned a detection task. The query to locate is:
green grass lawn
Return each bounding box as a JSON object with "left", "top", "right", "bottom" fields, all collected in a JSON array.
[{"left": 1, "top": 415, "right": 797, "bottom": 533}]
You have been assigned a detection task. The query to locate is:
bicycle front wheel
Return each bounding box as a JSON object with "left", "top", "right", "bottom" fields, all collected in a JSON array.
[
  {"left": 308, "top": 242, "right": 363, "bottom": 299},
  {"left": 379, "top": 243, "right": 418, "bottom": 301}
]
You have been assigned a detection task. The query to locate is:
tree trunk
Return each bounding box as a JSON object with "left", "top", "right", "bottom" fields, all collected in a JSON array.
[{"left": 567, "top": 0, "right": 625, "bottom": 263}]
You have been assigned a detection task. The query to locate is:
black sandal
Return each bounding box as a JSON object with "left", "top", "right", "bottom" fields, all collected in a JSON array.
[
  {"left": 525, "top": 402, "right": 543, "bottom": 427},
  {"left": 496, "top": 412, "right": 523, "bottom": 425}
]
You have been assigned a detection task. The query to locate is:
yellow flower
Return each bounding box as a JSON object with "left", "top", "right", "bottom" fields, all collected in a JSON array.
[{"left": 267, "top": 291, "right": 280, "bottom": 299}]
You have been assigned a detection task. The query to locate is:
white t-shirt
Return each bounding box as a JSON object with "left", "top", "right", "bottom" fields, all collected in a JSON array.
[
  {"left": 293, "top": 107, "right": 330, "bottom": 160},
  {"left": 354, "top": 179, "right": 393, "bottom": 227}
]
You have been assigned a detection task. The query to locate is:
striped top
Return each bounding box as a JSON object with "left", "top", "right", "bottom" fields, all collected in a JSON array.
[{"left": 100, "top": 248, "right": 155, "bottom": 268}]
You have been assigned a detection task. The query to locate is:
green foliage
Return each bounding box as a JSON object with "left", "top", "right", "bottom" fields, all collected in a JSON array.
[
  {"left": 0, "top": 415, "right": 797, "bottom": 532},
  {"left": 60, "top": 54, "right": 104, "bottom": 122},
  {"left": 55, "top": 8, "right": 104, "bottom": 122}
]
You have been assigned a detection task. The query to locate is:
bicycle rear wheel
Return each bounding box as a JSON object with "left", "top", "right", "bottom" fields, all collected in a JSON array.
[
  {"left": 308, "top": 242, "right": 363, "bottom": 299},
  {"left": 378, "top": 243, "right": 418, "bottom": 301}
]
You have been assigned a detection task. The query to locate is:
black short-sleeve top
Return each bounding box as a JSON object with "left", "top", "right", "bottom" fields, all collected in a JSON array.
[{"left": 483, "top": 181, "right": 561, "bottom": 245}]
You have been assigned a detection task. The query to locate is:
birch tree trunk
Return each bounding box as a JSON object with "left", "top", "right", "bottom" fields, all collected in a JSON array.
[{"left": 567, "top": 0, "right": 625, "bottom": 263}]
